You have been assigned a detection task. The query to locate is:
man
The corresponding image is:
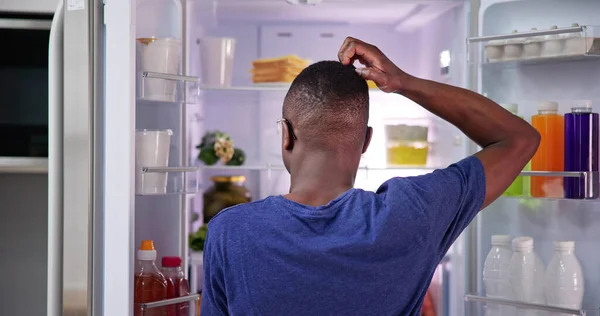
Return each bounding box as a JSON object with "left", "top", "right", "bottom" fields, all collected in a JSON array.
[{"left": 200, "top": 37, "right": 540, "bottom": 316}]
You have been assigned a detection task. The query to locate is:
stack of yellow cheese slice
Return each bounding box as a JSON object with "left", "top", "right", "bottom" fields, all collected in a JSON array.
[{"left": 251, "top": 55, "right": 310, "bottom": 84}]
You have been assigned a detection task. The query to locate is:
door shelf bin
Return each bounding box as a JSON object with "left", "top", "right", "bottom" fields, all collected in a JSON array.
[
  {"left": 467, "top": 25, "right": 600, "bottom": 65},
  {"left": 465, "top": 294, "right": 599, "bottom": 315},
  {"left": 137, "top": 166, "right": 200, "bottom": 196},
  {"left": 137, "top": 71, "right": 200, "bottom": 104},
  {"left": 137, "top": 293, "right": 200, "bottom": 311}
]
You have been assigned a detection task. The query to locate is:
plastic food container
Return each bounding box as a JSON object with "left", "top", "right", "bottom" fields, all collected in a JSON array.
[{"left": 384, "top": 119, "right": 431, "bottom": 167}]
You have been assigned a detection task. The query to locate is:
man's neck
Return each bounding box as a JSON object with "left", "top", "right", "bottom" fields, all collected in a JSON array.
[{"left": 285, "top": 153, "right": 357, "bottom": 207}]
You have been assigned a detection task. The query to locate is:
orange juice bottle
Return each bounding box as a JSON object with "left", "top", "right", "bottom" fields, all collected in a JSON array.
[{"left": 531, "top": 101, "right": 564, "bottom": 198}]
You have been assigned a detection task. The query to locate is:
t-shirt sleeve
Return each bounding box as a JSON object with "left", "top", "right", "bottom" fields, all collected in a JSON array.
[
  {"left": 377, "top": 155, "right": 486, "bottom": 259},
  {"left": 200, "top": 229, "right": 229, "bottom": 316}
]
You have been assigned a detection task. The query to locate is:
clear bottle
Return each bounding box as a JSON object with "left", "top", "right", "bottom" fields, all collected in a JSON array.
[
  {"left": 531, "top": 101, "right": 564, "bottom": 198},
  {"left": 544, "top": 241, "right": 584, "bottom": 311},
  {"left": 162, "top": 256, "right": 191, "bottom": 316},
  {"left": 509, "top": 237, "right": 545, "bottom": 316},
  {"left": 134, "top": 240, "right": 168, "bottom": 316},
  {"left": 483, "top": 235, "right": 513, "bottom": 316}
]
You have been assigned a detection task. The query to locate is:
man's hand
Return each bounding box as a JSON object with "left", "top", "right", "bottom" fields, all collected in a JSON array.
[{"left": 337, "top": 37, "right": 410, "bottom": 93}]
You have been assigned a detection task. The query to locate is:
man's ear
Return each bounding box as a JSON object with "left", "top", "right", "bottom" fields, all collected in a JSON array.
[
  {"left": 362, "top": 126, "right": 373, "bottom": 154},
  {"left": 283, "top": 122, "right": 294, "bottom": 151}
]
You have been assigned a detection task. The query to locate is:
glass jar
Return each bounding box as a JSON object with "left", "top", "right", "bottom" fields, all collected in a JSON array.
[{"left": 203, "top": 176, "right": 251, "bottom": 223}]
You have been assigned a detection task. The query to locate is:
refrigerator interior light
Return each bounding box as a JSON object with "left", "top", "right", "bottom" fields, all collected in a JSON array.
[{"left": 286, "top": 0, "right": 322, "bottom": 5}]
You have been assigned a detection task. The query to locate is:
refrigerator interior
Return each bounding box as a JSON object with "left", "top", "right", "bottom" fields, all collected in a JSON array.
[
  {"left": 470, "top": 0, "right": 600, "bottom": 314},
  {"left": 134, "top": 0, "right": 471, "bottom": 314}
]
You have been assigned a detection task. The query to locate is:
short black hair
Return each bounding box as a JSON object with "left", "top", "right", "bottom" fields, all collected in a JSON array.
[{"left": 282, "top": 60, "right": 369, "bottom": 150}]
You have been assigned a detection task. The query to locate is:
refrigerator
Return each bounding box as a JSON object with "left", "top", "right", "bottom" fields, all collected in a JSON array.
[
  {"left": 43, "top": 0, "right": 600, "bottom": 315},
  {"left": 465, "top": 0, "right": 600, "bottom": 315}
]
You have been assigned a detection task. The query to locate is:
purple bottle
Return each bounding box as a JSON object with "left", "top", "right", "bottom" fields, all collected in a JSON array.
[{"left": 564, "top": 103, "right": 599, "bottom": 199}]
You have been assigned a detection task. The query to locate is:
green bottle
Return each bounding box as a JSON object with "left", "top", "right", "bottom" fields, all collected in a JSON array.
[{"left": 502, "top": 103, "right": 524, "bottom": 197}]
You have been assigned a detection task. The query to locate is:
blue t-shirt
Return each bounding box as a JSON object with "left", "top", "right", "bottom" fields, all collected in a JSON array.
[{"left": 201, "top": 156, "right": 486, "bottom": 316}]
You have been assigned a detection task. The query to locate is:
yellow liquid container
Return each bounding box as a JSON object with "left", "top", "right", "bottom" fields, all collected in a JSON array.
[
  {"left": 387, "top": 143, "right": 429, "bottom": 166},
  {"left": 385, "top": 121, "right": 430, "bottom": 167}
]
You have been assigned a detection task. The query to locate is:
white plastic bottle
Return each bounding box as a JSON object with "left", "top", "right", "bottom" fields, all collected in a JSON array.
[
  {"left": 545, "top": 241, "right": 584, "bottom": 311},
  {"left": 509, "top": 237, "right": 545, "bottom": 316},
  {"left": 483, "top": 235, "right": 513, "bottom": 316}
]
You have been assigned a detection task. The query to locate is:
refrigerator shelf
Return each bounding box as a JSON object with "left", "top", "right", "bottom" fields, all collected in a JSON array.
[
  {"left": 198, "top": 163, "right": 438, "bottom": 172},
  {"left": 137, "top": 166, "right": 200, "bottom": 196},
  {"left": 138, "top": 71, "right": 201, "bottom": 104},
  {"left": 464, "top": 293, "right": 598, "bottom": 315},
  {"left": 139, "top": 293, "right": 200, "bottom": 310},
  {"left": 468, "top": 25, "right": 600, "bottom": 66},
  {"left": 200, "top": 83, "right": 291, "bottom": 92}
]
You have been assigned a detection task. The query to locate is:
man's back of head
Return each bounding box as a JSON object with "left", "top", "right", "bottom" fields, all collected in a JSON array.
[{"left": 282, "top": 61, "right": 370, "bottom": 153}]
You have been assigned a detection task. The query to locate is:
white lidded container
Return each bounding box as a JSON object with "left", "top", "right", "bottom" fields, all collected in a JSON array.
[
  {"left": 544, "top": 241, "right": 585, "bottom": 311},
  {"left": 564, "top": 23, "right": 586, "bottom": 56},
  {"left": 483, "top": 235, "right": 513, "bottom": 316},
  {"left": 504, "top": 30, "right": 524, "bottom": 60},
  {"left": 523, "top": 28, "right": 543, "bottom": 58},
  {"left": 509, "top": 237, "right": 546, "bottom": 316},
  {"left": 542, "top": 25, "right": 565, "bottom": 57}
]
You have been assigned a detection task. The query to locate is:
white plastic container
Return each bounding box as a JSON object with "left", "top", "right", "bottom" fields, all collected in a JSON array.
[
  {"left": 483, "top": 235, "right": 513, "bottom": 316},
  {"left": 504, "top": 30, "right": 524, "bottom": 60},
  {"left": 544, "top": 241, "right": 584, "bottom": 311},
  {"left": 523, "top": 28, "right": 543, "bottom": 58},
  {"left": 485, "top": 39, "right": 505, "bottom": 62},
  {"left": 199, "top": 37, "right": 236, "bottom": 86},
  {"left": 542, "top": 25, "right": 565, "bottom": 57},
  {"left": 135, "top": 129, "right": 173, "bottom": 194},
  {"left": 137, "top": 37, "right": 182, "bottom": 101},
  {"left": 564, "top": 23, "right": 585, "bottom": 56},
  {"left": 509, "top": 237, "right": 546, "bottom": 316}
]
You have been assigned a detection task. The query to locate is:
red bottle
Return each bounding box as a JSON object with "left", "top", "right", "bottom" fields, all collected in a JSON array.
[{"left": 161, "top": 256, "right": 191, "bottom": 316}]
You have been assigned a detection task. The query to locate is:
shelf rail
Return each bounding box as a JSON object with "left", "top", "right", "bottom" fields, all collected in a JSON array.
[
  {"left": 142, "top": 71, "right": 200, "bottom": 82},
  {"left": 140, "top": 293, "right": 200, "bottom": 310},
  {"left": 467, "top": 25, "right": 584, "bottom": 43},
  {"left": 142, "top": 166, "right": 199, "bottom": 173},
  {"left": 464, "top": 294, "right": 590, "bottom": 315}
]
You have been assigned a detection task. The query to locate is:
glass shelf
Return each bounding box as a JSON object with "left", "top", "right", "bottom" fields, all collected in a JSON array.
[
  {"left": 198, "top": 84, "right": 386, "bottom": 94},
  {"left": 137, "top": 71, "right": 200, "bottom": 104},
  {"left": 465, "top": 293, "right": 598, "bottom": 315},
  {"left": 197, "top": 163, "right": 437, "bottom": 172},
  {"left": 137, "top": 293, "right": 200, "bottom": 311},
  {"left": 136, "top": 166, "right": 199, "bottom": 196},
  {"left": 200, "top": 83, "right": 290, "bottom": 91},
  {"left": 468, "top": 25, "right": 600, "bottom": 66}
]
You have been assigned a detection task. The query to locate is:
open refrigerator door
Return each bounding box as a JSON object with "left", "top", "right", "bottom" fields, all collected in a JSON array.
[
  {"left": 128, "top": 0, "right": 471, "bottom": 315},
  {"left": 465, "top": 0, "right": 600, "bottom": 315}
]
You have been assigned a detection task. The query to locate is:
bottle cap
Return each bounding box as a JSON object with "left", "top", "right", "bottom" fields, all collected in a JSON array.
[
  {"left": 162, "top": 256, "right": 183, "bottom": 267},
  {"left": 502, "top": 103, "right": 518, "bottom": 114},
  {"left": 538, "top": 100, "right": 559, "bottom": 111},
  {"left": 554, "top": 241, "right": 575, "bottom": 251},
  {"left": 137, "top": 240, "right": 157, "bottom": 261},
  {"left": 512, "top": 236, "right": 534, "bottom": 251},
  {"left": 491, "top": 235, "right": 512, "bottom": 246},
  {"left": 140, "top": 240, "right": 155, "bottom": 251}
]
